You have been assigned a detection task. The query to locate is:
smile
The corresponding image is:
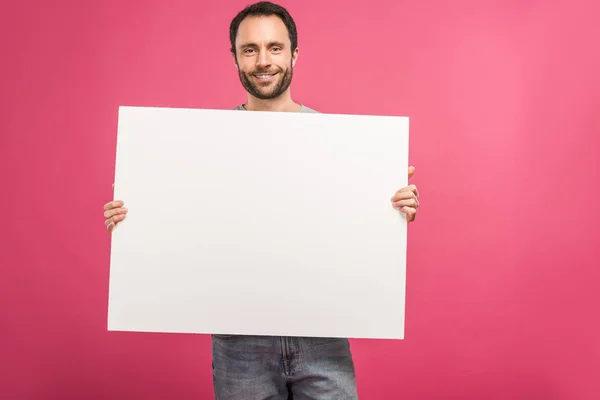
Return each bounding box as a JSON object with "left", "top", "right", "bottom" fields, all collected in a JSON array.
[{"left": 253, "top": 73, "right": 277, "bottom": 81}]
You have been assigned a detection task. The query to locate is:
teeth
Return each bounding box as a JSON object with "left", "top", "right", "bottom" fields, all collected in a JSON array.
[{"left": 256, "top": 75, "right": 273, "bottom": 78}]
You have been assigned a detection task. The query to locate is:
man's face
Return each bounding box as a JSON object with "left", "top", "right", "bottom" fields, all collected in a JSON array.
[{"left": 234, "top": 15, "right": 297, "bottom": 100}]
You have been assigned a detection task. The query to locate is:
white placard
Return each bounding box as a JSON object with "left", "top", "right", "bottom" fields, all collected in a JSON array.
[{"left": 107, "top": 106, "right": 409, "bottom": 339}]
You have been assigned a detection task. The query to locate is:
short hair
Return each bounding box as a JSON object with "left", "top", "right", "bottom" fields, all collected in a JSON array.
[{"left": 229, "top": 1, "right": 298, "bottom": 54}]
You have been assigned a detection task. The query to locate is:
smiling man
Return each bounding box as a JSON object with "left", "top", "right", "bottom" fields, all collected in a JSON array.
[
  {"left": 230, "top": 2, "right": 314, "bottom": 113},
  {"left": 103, "top": 2, "right": 419, "bottom": 399}
]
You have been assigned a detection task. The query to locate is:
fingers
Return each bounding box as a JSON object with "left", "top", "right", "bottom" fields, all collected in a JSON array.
[
  {"left": 105, "top": 213, "right": 126, "bottom": 234},
  {"left": 392, "top": 197, "right": 419, "bottom": 209},
  {"left": 104, "top": 198, "right": 126, "bottom": 234},
  {"left": 401, "top": 206, "right": 417, "bottom": 216},
  {"left": 104, "top": 200, "right": 124, "bottom": 211},
  {"left": 104, "top": 206, "right": 128, "bottom": 219},
  {"left": 403, "top": 207, "right": 417, "bottom": 223},
  {"left": 105, "top": 213, "right": 126, "bottom": 227},
  {"left": 106, "top": 213, "right": 126, "bottom": 226},
  {"left": 391, "top": 181, "right": 419, "bottom": 218},
  {"left": 391, "top": 184, "right": 419, "bottom": 202}
]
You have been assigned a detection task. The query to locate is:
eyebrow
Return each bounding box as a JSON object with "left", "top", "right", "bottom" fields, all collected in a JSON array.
[{"left": 239, "top": 41, "right": 286, "bottom": 49}]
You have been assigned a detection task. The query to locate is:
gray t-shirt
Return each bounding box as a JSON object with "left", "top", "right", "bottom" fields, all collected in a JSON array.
[{"left": 234, "top": 104, "right": 318, "bottom": 113}]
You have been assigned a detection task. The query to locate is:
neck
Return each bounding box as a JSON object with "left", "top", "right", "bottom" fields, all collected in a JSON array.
[{"left": 244, "top": 89, "right": 302, "bottom": 112}]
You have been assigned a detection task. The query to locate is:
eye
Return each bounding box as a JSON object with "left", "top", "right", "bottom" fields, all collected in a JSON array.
[
  {"left": 272, "top": 47, "right": 282, "bottom": 52},
  {"left": 244, "top": 48, "right": 256, "bottom": 54}
]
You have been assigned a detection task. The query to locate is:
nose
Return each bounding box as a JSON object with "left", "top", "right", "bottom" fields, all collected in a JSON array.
[{"left": 256, "top": 49, "right": 271, "bottom": 68}]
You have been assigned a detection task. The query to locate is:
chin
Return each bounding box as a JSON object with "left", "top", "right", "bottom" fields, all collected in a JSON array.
[{"left": 256, "top": 93, "right": 279, "bottom": 100}]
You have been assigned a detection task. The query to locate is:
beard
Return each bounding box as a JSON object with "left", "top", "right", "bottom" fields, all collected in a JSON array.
[{"left": 238, "top": 63, "right": 293, "bottom": 100}]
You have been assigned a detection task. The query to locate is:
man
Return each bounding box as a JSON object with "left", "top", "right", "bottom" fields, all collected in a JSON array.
[{"left": 103, "top": 2, "right": 419, "bottom": 399}]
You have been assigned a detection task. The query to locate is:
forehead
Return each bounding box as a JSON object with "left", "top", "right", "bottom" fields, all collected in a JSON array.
[{"left": 236, "top": 15, "right": 290, "bottom": 47}]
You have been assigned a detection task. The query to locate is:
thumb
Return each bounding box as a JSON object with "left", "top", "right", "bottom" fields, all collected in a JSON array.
[{"left": 408, "top": 166, "right": 415, "bottom": 179}]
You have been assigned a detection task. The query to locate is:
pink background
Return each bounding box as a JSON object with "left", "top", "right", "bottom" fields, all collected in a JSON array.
[{"left": 2, "top": 0, "right": 599, "bottom": 398}]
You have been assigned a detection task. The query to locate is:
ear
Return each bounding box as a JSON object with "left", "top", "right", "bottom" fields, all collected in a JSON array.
[{"left": 292, "top": 47, "right": 299, "bottom": 67}]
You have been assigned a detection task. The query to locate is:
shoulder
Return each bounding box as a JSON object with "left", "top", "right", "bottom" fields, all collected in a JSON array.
[{"left": 299, "top": 105, "right": 319, "bottom": 113}]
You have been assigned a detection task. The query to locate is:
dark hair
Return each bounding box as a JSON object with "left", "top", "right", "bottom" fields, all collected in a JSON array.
[{"left": 229, "top": 1, "right": 298, "bottom": 55}]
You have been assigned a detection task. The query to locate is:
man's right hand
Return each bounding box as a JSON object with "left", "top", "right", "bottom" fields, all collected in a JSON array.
[{"left": 104, "top": 199, "right": 128, "bottom": 234}]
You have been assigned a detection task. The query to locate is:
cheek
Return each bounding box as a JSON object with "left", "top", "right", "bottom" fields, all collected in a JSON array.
[
  {"left": 274, "top": 60, "right": 292, "bottom": 71},
  {"left": 236, "top": 59, "right": 254, "bottom": 72}
]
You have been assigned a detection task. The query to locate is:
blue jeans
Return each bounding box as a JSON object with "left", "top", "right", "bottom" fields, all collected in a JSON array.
[{"left": 212, "top": 334, "right": 358, "bottom": 399}]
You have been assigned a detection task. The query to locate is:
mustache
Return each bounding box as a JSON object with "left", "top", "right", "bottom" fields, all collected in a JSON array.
[{"left": 251, "top": 68, "right": 281, "bottom": 74}]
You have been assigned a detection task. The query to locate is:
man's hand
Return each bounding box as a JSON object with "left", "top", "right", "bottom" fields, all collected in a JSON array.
[
  {"left": 391, "top": 166, "right": 419, "bottom": 223},
  {"left": 104, "top": 184, "right": 128, "bottom": 234}
]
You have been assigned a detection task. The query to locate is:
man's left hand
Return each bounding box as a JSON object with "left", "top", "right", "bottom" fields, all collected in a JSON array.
[{"left": 391, "top": 166, "right": 419, "bottom": 223}]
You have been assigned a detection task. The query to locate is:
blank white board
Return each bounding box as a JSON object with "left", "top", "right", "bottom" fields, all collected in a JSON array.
[{"left": 107, "top": 106, "right": 409, "bottom": 339}]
